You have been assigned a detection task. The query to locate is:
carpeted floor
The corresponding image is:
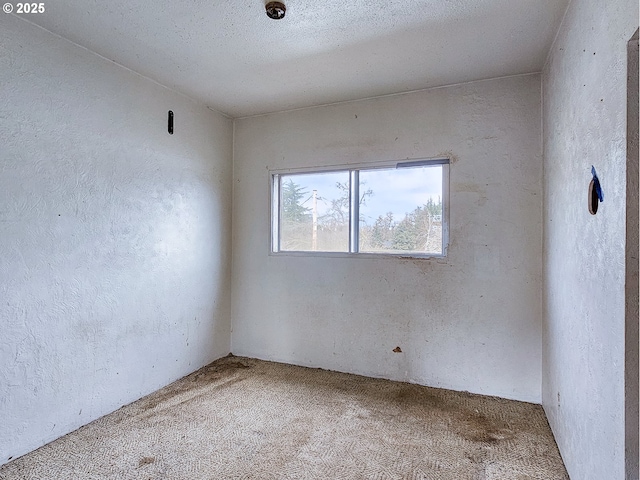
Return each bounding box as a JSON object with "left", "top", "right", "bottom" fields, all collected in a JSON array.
[{"left": 0, "top": 356, "right": 568, "bottom": 479}]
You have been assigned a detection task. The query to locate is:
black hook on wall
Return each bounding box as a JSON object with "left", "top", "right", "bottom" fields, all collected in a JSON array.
[{"left": 168, "top": 111, "right": 174, "bottom": 135}]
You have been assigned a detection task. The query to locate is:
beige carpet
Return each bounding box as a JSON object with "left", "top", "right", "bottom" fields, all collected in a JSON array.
[{"left": 0, "top": 356, "right": 568, "bottom": 479}]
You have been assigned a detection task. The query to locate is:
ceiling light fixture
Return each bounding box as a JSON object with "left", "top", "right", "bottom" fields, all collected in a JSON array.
[{"left": 265, "top": 1, "right": 286, "bottom": 20}]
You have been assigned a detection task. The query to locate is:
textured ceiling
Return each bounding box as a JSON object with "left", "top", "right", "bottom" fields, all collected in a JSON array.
[{"left": 23, "top": 0, "right": 568, "bottom": 117}]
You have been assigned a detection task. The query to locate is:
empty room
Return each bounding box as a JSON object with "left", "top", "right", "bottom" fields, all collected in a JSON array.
[{"left": 1, "top": 0, "right": 638, "bottom": 479}]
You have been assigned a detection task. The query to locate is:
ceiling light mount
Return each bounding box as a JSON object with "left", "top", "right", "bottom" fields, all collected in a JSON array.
[{"left": 265, "top": 1, "right": 286, "bottom": 20}]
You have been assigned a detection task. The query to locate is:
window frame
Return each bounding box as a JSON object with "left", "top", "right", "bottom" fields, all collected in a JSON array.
[{"left": 270, "top": 157, "right": 450, "bottom": 259}]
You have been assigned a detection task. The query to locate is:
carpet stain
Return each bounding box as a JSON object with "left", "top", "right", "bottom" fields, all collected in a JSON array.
[
  {"left": 136, "top": 360, "right": 252, "bottom": 412},
  {"left": 393, "top": 383, "right": 514, "bottom": 444},
  {"left": 455, "top": 411, "right": 513, "bottom": 444},
  {"left": 137, "top": 457, "right": 155, "bottom": 467}
]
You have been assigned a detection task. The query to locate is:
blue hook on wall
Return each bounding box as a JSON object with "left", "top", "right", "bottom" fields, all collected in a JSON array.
[
  {"left": 591, "top": 166, "right": 604, "bottom": 202},
  {"left": 589, "top": 166, "right": 603, "bottom": 215}
]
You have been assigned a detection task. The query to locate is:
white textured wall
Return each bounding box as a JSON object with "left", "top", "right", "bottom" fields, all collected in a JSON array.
[
  {"left": 0, "top": 16, "right": 232, "bottom": 464},
  {"left": 232, "top": 75, "right": 543, "bottom": 403},
  {"left": 542, "top": 0, "right": 638, "bottom": 478}
]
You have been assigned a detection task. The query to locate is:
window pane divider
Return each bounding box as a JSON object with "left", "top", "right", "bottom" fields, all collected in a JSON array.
[
  {"left": 271, "top": 173, "right": 280, "bottom": 253},
  {"left": 349, "top": 170, "right": 359, "bottom": 253}
]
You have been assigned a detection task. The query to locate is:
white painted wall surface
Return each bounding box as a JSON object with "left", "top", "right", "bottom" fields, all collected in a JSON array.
[
  {"left": 0, "top": 17, "right": 232, "bottom": 465},
  {"left": 541, "top": 0, "right": 638, "bottom": 478},
  {"left": 232, "top": 75, "right": 543, "bottom": 403}
]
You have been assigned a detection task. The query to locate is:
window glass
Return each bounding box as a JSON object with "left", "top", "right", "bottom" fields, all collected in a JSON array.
[
  {"left": 359, "top": 165, "right": 443, "bottom": 255},
  {"left": 279, "top": 171, "right": 350, "bottom": 252}
]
